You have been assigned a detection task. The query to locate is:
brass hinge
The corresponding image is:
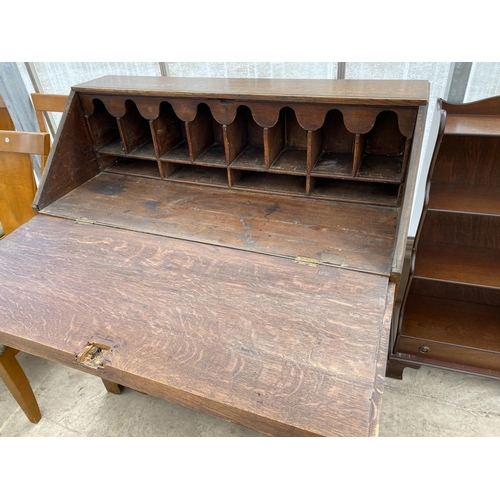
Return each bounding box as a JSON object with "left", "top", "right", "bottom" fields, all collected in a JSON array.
[
  {"left": 75, "top": 217, "right": 95, "bottom": 225},
  {"left": 294, "top": 256, "right": 322, "bottom": 267}
]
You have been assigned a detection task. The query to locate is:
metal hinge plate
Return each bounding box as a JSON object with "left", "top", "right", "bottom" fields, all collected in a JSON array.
[
  {"left": 75, "top": 217, "right": 95, "bottom": 225},
  {"left": 294, "top": 256, "right": 322, "bottom": 267}
]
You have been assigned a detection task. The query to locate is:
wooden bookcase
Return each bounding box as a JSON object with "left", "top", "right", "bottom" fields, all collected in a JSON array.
[
  {"left": 0, "top": 77, "right": 429, "bottom": 436},
  {"left": 389, "top": 96, "right": 500, "bottom": 379}
]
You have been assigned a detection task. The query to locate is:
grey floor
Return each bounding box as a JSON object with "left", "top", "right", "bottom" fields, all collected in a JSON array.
[{"left": 1, "top": 352, "right": 500, "bottom": 437}]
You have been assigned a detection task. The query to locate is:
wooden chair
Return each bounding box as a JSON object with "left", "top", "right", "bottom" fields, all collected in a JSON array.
[
  {"left": 0, "top": 130, "right": 50, "bottom": 235},
  {"left": 0, "top": 347, "right": 41, "bottom": 423},
  {"left": 31, "top": 93, "right": 68, "bottom": 137},
  {"left": 0, "top": 128, "right": 50, "bottom": 423}
]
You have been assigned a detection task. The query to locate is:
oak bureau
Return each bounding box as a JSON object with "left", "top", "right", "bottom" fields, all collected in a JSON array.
[{"left": 0, "top": 76, "right": 428, "bottom": 436}]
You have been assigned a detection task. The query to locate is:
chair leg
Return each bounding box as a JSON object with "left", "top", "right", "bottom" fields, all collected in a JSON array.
[
  {"left": 101, "top": 378, "right": 122, "bottom": 395},
  {"left": 0, "top": 348, "right": 41, "bottom": 423}
]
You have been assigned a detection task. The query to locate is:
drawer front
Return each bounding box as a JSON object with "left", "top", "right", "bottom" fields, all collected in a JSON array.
[{"left": 398, "top": 336, "right": 500, "bottom": 372}]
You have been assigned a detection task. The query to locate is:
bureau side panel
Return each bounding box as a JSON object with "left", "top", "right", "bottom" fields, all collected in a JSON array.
[
  {"left": 391, "top": 104, "right": 428, "bottom": 281},
  {"left": 33, "top": 91, "right": 99, "bottom": 211}
]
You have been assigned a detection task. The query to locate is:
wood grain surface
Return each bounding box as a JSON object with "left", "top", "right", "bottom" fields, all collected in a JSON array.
[
  {"left": 400, "top": 293, "right": 500, "bottom": 351},
  {"left": 414, "top": 242, "right": 500, "bottom": 290},
  {"left": 0, "top": 215, "right": 394, "bottom": 436},
  {"left": 428, "top": 183, "right": 500, "bottom": 216},
  {"left": 41, "top": 172, "right": 398, "bottom": 276},
  {"left": 444, "top": 115, "right": 500, "bottom": 136},
  {"left": 433, "top": 135, "right": 500, "bottom": 187},
  {"left": 34, "top": 92, "right": 99, "bottom": 211},
  {"left": 73, "top": 76, "right": 429, "bottom": 106}
]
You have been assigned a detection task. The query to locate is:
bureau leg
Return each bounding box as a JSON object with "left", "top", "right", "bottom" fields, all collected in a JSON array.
[
  {"left": 386, "top": 359, "right": 420, "bottom": 380},
  {"left": 0, "top": 347, "right": 41, "bottom": 423},
  {"left": 101, "top": 378, "right": 122, "bottom": 395}
]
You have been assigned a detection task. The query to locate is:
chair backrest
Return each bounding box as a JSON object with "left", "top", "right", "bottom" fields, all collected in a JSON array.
[
  {"left": 0, "top": 94, "right": 15, "bottom": 130},
  {"left": 0, "top": 130, "right": 50, "bottom": 236},
  {"left": 31, "top": 93, "right": 68, "bottom": 134}
]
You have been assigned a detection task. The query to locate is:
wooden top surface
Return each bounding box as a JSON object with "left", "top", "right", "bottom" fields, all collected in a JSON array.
[
  {"left": 41, "top": 172, "right": 398, "bottom": 276},
  {"left": 73, "top": 75, "right": 429, "bottom": 106},
  {"left": 444, "top": 115, "right": 500, "bottom": 136},
  {"left": 0, "top": 215, "right": 393, "bottom": 436}
]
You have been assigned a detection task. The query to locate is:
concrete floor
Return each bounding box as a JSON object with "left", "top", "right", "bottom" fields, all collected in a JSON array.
[{"left": 1, "top": 352, "right": 500, "bottom": 437}]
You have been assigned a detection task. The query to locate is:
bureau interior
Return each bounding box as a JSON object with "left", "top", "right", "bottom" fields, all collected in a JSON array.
[{"left": 35, "top": 85, "right": 423, "bottom": 278}]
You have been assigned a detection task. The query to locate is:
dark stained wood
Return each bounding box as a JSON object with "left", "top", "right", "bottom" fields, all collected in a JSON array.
[
  {"left": 100, "top": 139, "right": 156, "bottom": 160},
  {"left": 385, "top": 359, "right": 420, "bottom": 380},
  {"left": 99, "top": 139, "right": 125, "bottom": 156},
  {"left": 269, "top": 149, "right": 307, "bottom": 174},
  {"left": 352, "top": 133, "right": 365, "bottom": 177},
  {"left": 166, "top": 165, "right": 229, "bottom": 187},
  {"left": 442, "top": 95, "right": 500, "bottom": 116},
  {"left": 105, "top": 158, "right": 161, "bottom": 179},
  {"left": 365, "top": 111, "right": 407, "bottom": 157},
  {"left": 161, "top": 141, "right": 191, "bottom": 163},
  {"left": 41, "top": 173, "right": 398, "bottom": 276},
  {"left": 186, "top": 104, "right": 218, "bottom": 161},
  {"left": 401, "top": 137, "right": 412, "bottom": 179},
  {"left": 444, "top": 115, "right": 500, "bottom": 136},
  {"left": 5, "top": 76, "right": 429, "bottom": 435},
  {"left": 428, "top": 183, "right": 500, "bottom": 216},
  {"left": 307, "top": 130, "right": 322, "bottom": 174},
  {"left": 264, "top": 113, "right": 284, "bottom": 168},
  {"left": 432, "top": 135, "right": 500, "bottom": 187},
  {"left": 233, "top": 171, "right": 306, "bottom": 196},
  {"left": 159, "top": 161, "right": 180, "bottom": 178},
  {"left": 286, "top": 108, "right": 308, "bottom": 149},
  {"left": 312, "top": 153, "right": 353, "bottom": 178},
  {"left": 410, "top": 277, "right": 500, "bottom": 307},
  {"left": 322, "top": 109, "right": 355, "bottom": 153},
  {"left": 419, "top": 211, "right": 500, "bottom": 250},
  {"left": 392, "top": 105, "right": 428, "bottom": 277},
  {"left": 34, "top": 92, "right": 98, "bottom": 212},
  {"left": 357, "top": 156, "right": 403, "bottom": 183},
  {"left": 0, "top": 215, "right": 395, "bottom": 437},
  {"left": 400, "top": 293, "right": 500, "bottom": 352},
  {"left": 397, "top": 336, "right": 500, "bottom": 374},
  {"left": 192, "top": 144, "right": 227, "bottom": 167},
  {"left": 223, "top": 112, "right": 247, "bottom": 165},
  {"left": 151, "top": 101, "right": 183, "bottom": 157},
  {"left": 230, "top": 146, "right": 266, "bottom": 170},
  {"left": 310, "top": 179, "right": 399, "bottom": 207},
  {"left": 414, "top": 242, "right": 500, "bottom": 289},
  {"left": 85, "top": 98, "right": 121, "bottom": 150},
  {"left": 228, "top": 168, "right": 243, "bottom": 187},
  {"left": 117, "top": 100, "right": 152, "bottom": 154},
  {"left": 73, "top": 76, "right": 429, "bottom": 106},
  {"left": 129, "top": 140, "right": 156, "bottom": 159}
]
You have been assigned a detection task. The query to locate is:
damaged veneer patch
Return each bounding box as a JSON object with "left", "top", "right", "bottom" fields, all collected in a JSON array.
[{"left": 75, "top": 336, "right": 119, "bottom": 369}]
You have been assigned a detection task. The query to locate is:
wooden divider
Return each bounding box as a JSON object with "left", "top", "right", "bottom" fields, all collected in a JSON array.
[{"left": 82, "top": 98, "right": 414, "bottom": 206}]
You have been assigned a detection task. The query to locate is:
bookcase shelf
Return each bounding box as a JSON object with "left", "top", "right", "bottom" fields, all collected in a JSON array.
[
  {"left": 414, "top": 242, "right": 500, "bottom": 290},
  {"left": 428, "top": 183, "right": 500, "bottom": 216},
  {"left": 391, "top": 96, "right": 500, "bottom": 380}
]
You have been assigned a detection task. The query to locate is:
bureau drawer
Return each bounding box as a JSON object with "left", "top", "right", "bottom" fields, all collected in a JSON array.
[{"left": 398, "top": 336, "right": 500, "bottom": 372}]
